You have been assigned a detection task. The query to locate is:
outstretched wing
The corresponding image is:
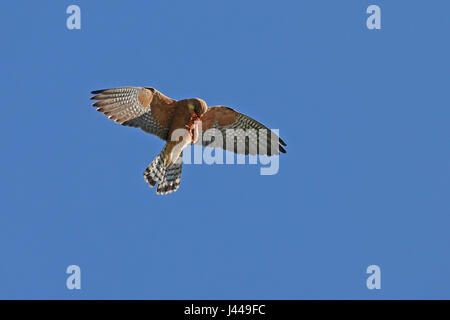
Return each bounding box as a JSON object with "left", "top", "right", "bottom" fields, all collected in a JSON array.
[
  {"left": 90, "top": 86, "right": 177, "bottom": 140},
  {"left": 199, "top": 106, "right": 287, "bottom": 156}
]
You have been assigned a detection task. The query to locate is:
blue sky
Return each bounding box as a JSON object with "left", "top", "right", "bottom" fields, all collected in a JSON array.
[{"left": 0, "top": 0, "right": 449, "bottom": 299}]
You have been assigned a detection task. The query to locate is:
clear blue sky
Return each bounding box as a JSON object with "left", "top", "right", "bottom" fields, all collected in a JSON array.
[{"left": 1, "top": 0, "right": 449, "bottom": 299}]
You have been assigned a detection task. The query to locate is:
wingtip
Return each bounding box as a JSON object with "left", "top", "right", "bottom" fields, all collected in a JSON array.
[
  {"left": 91, "top": 89, "right": 106, "bottom": 95},
  {"left": 279, "top": 138, "right": 287, "bottom": 146}
]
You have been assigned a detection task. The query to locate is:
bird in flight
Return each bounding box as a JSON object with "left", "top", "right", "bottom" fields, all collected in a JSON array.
[{"left": 91, "top": 86, "right": 287, "bottom": 195}]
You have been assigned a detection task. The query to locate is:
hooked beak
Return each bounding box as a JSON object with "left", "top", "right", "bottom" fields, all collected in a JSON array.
[{"left": 194, "top": 113, "right": 204, "bottom": 120}]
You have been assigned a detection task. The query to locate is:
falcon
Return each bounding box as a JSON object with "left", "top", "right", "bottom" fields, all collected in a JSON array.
[{"left": 91, "top": 86, "right": 287, "bottom": 195}]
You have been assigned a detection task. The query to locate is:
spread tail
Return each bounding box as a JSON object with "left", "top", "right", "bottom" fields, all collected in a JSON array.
[{"left": 143, "top": 145, "right": 183, "bottom": 195}]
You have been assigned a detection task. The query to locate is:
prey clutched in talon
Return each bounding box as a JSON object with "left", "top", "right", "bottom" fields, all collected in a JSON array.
[{"left": 186, "top": 113, "right": 203, "bottom": 143}]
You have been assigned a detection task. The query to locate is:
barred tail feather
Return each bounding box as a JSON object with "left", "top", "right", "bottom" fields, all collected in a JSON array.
[{"left": 143, "top": 146, "right": 183, "bottom": 195}]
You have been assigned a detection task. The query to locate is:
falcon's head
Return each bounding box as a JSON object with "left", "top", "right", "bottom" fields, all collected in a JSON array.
[{"left": 188, "top": 98, "right": 208, "bottom": 119}]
